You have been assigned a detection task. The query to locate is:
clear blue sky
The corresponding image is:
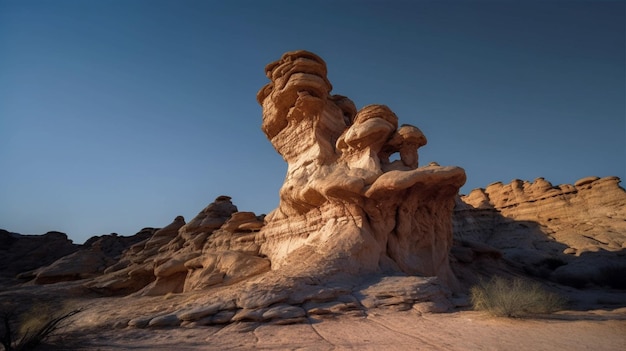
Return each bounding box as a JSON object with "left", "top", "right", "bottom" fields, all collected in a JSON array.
[{"left": 1, "top": 0, "right": 624, "bottom": 244}]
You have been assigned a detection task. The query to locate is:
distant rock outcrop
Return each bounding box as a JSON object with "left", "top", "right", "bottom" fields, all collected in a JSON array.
[
  {"left": 86, "top": 196, "right": 269, "bottom": 296},
  {"left": 25, "top": 230, "right": 154, "bottom": 284},
  {"left": 0, "top": 230, "right": 78, "bottom": 279},
  {"left": 454, "top": 176, "right": 626, "bottom": 288}
]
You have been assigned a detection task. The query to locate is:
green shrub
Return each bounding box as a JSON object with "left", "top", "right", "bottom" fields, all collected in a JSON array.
[{"left": 470, "top": 276, "right": 566, "bottom": 318}]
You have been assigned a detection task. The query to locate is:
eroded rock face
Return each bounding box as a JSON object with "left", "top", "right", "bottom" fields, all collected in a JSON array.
[
  {"left": 8, "top": 51, "right": 470, "bottom": 328},
  {"left": 256, "top": 50, "right": 466, "bottom": 286},
  {"left": 0, "top": 230, "right": 78, "bottom": 279},
  {"left": 454, "top": 176, "right": 626, "bottom": 288},
  {"left": 25, "top": 230, "right": 154, "bottom": 285},
  {"left": 86, "top": 196, "right": 270, "bottom": 296}
]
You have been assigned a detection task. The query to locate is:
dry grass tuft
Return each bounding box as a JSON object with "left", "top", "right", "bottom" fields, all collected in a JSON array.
[
  {"left": 1, "top": 303, "right": 82, "bottom": 351},
  {"left": 470, "top": 276, "right": 566, "bottom": 318}
]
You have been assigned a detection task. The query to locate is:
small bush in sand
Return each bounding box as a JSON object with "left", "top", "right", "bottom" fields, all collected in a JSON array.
[
  {"left": 1, "top": 303, "right": 82, "bottom": 351},
  {"left": 470, "top": 276, "right": 566, "bottom": 318}
]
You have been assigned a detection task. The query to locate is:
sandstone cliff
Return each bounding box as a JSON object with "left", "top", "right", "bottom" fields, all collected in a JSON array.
[{"left": 454, "top": 176, "right": 626, "bottom": 288}]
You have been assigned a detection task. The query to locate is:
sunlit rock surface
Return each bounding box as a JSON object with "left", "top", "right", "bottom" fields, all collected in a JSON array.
[
  {"left": 256, "top": 50, "right": 466, "bottom": 287},
  {"left": 454, "top": 176, "right": 626, "bottom": 288}
]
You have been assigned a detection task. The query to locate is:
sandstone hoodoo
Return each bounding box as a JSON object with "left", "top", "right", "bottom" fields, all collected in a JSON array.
[
  {"left": 256, "top": 50, "right": 466, "bottom": 287},
  {"left": 73, "top": 50, "right": 469, "bottom": 324}
]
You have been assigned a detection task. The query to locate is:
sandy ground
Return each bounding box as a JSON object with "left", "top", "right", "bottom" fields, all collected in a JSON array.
[
  {"left": 2, "top": 280, "right": 625, "bottom": 350},
  {"left": 50, "top": 308, "right": 626, "bottom": 351}
]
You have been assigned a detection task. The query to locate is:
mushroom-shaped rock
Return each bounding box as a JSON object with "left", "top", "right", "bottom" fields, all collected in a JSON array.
[
  {"left": 385, "top": 124, "right": 427, "bottom": 168},
  {"left": 337, "top": 105, "right": 398, "bottom": 151},
  {"left": 338, "top": 117, "right": 396, "bottom": 151},
  {"left": 258, "top": 50, "right": 333, "bottom": 140},
  {"left": 257, "top": 50, "right": 466, "bottom": 289}
]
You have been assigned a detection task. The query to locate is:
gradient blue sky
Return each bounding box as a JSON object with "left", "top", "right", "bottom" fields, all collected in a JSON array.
[{"left": 1, "top": 0, "right": 624, "bottom": 244}]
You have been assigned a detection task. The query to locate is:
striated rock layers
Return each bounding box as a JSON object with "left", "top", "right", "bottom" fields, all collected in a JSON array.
[
  {"left": 5, "top": 50, "right": 465, "bottom": 327},
  {"left": 26, "top": 230, "right": 154, "bottom": 284},
  {"left": 256, "top": 50, "right": 466, "bottom": 287},
  {"left": 4, "top": 50, "right": 625, "bottom": 331},
  {"left": 454, "top": 176, "right": 626, "bottom": 287},
  {"left": 85, "top": 196, "right": 269, "bottom": 296},
  {"left": 83, "top": 50, "right": 465, "bottom": 301}
]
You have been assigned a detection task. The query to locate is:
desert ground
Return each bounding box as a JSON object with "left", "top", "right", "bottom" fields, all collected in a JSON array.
[
  {"left": 46, "top": 307, "right": 626, "bottom": 350},
  {"left": 2, "top": 280, "right": 623, "bottom": 351}
]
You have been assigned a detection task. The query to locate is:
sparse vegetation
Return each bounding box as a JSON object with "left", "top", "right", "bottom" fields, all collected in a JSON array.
[
  {"left": 470, "top": 276, "right": 566, "bottom": 318},
  {"left": 0, "top": 303, "right": 82, "bottom": 351}
]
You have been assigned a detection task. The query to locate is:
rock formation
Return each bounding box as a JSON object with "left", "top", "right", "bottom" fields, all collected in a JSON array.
[
  {"left": 454, "top": 176, "right": 626, "bottom": 288},
  {"left": 256, "top": 50, "right": 466, "bottom": 287},
  {"left": 85, "top": 196, "right": 270, "bottom": 296},
  {"left": 9, "top": 51, "right": 625, "bottom": 332},
  {"left": 10, "top": 50, "right": 459, "bottom": 327},
  {"left": 83, "top": 50, "right": 466, "bottom": 302},
  {"left": 0, "top": 230, "right": 78, "bottom": 280},
  {"left": 25, "top": 230, "right": 154, "bottom": 284}
]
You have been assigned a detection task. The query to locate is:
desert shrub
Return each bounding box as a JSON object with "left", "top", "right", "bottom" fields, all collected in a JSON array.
[
  {"left": 1, "top": 311, "right": 15, "bottom": 351},
  {"left": 1, "top": 303, "right": 82, "bottom": 351},
  {"left": 470, "top": 276, "right": 566, "bottom": 318}
]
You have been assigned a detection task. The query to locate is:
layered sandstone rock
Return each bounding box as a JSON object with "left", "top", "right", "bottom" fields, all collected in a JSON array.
[
  {"left": 4, "top": 50, "right": 625, "bottom": 333},
  {"left": 5, "top": 51, "right": 472, "bottom": 328},
  {"left": 454, "top": 176, "right": 626, "bottom": 288},
  {"left": 92, "top": 50, "right": 466, "bottom": 297},
  {"left": 30, "top": 230, "right": 154, "bottom": 284},
  {"left": 85, "top": 196, "right": 269, "bottom": 296},
  {"left": 256, "top": 50, "right": 466, "bottom": 287},
  {"left": 78, "top": 50, "right": 468, "bottom": 326}
]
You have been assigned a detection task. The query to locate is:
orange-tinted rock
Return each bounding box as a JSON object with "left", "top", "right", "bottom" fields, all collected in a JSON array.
[
  {"left": 257, "top": 50, "right": 466, "bottom": 288},
  {"left": 454, "top": 176, "right": 626, "bottom": 288}
]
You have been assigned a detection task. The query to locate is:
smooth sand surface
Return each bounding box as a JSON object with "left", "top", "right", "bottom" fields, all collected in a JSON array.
[{"left": 55, "top": 308, "right": 626, "bottom": 350}]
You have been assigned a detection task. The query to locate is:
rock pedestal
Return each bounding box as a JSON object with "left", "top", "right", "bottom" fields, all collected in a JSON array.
[{"left": 256, "top": 50, "right": 466, "bottom": 287}]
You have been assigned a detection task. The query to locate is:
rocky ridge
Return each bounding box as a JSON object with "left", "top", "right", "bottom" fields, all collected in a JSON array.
[
  {"left": 0, "top": 230, "right": 78, "bottom": 279},
  {"left": 454, "top": 175, "right": 626, "bottom": 288},
  {"left": 2, "top": 174, "right": 624, "bottom": 328}
]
